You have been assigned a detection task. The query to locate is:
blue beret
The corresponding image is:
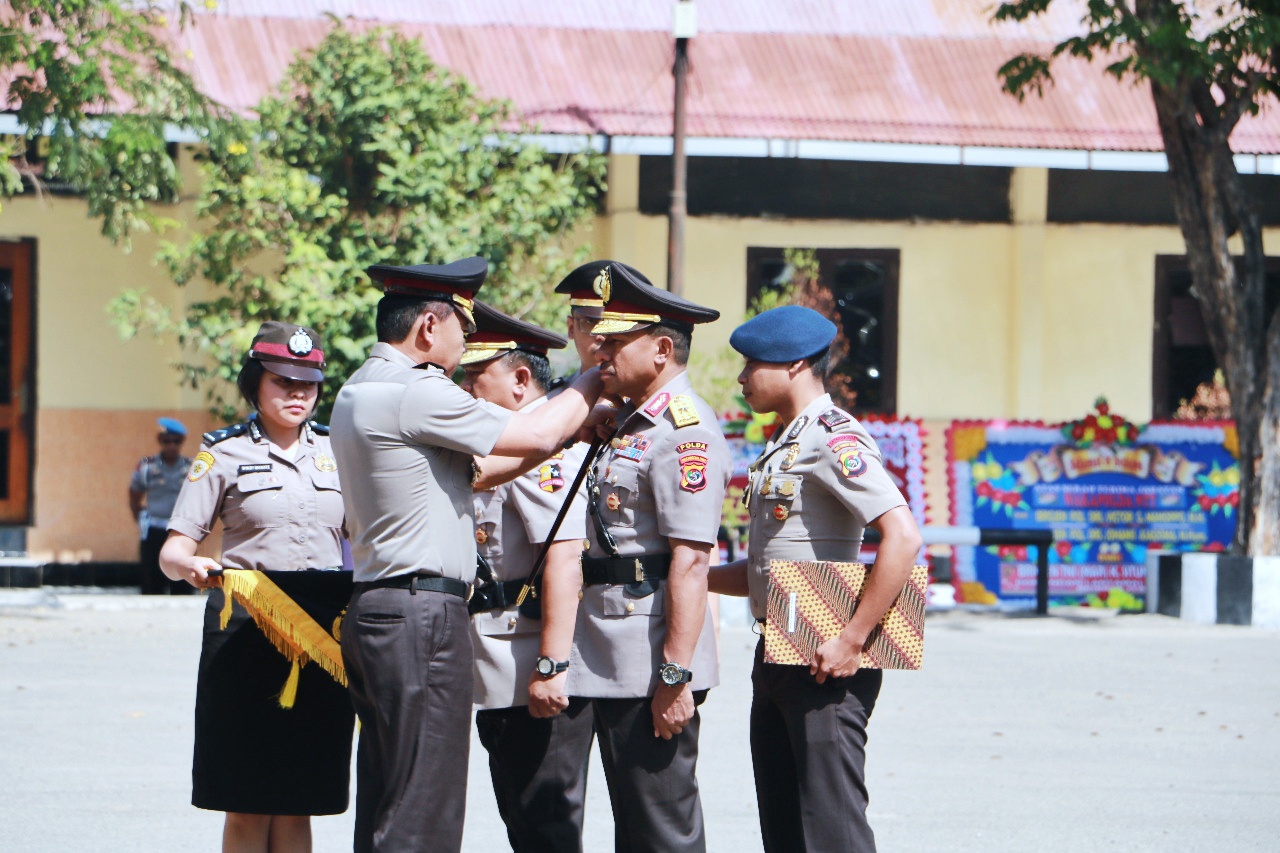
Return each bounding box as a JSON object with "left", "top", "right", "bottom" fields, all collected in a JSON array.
[
  {"left": 729, "top": 306, "right": 837, "bottom": 363},
  {"left": 157, "top": 417, "right": 187, "bottom": 437}
]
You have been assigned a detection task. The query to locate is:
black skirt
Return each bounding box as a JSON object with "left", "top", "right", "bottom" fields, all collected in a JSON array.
[{"left": 192, "top": 571, "right": 355, "bottom": 816}]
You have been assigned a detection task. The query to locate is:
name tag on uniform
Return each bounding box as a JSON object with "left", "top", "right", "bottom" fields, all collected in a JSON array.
[{"left": 238, "top": 463, "right": 273, "bottom": 475}]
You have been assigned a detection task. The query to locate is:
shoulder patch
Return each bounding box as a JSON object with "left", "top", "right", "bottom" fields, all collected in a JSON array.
[
  {"left": 309, "top": 421, "right": 330, "bottom": 435},
  {"left": 677, "top": 442, "right": 709, "bottom": 493},
  {"left": 189, "top": 450, "right": 216, "bottom": 482},
  {"left": 202, "top": 422, "right": 250, "bottom": 446},
  {"left": 826, "top": 433, "right": 867, "bottom": 478},
  {"left": 818, "top": 408, "right": 852, "bottom": 431},
  {"left": 669, "top": 395, "right": 701, "bottom": 428}
]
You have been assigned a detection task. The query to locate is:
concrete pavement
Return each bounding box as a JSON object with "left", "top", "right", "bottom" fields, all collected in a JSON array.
[{"left": 1, "top": 589, "right": 1277, "bottom": 852}]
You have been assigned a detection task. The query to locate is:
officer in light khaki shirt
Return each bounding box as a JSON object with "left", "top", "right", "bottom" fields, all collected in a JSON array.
[
  {"left": 568, "top": 263, "right": 728, "bottom": 853},
  {"left": 330, "top": 257, "right": 605, "bottom": 853},
  {"left": 457, "top": 301, "right": 595, "bottom": 852},
  {"left": 709, "top": 305, "right": 922, "bottom": 853}
]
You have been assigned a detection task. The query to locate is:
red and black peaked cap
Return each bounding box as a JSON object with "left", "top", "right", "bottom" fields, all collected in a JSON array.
[
  {"left": 366, "top": 255, "right": 489, "bottom": 329},
  {"left": 459, "top": 300, "right": 568, "bottom": 366},
  {"left": 248, "top": 321, "right": 326, "bottom": 383},
  {"left": 590, "top": 262, "right": 720, "bottom": 335},
  {"left": 554, "top": 260, "right": 653, "bottom": 320}
]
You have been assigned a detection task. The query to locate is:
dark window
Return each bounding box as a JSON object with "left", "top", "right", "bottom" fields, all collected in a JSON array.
[
  {"left": 747, "top": 247, "right": 899, "bottom": 415},
  {"left": 1050, "top": 170, "right": 1280, "bottom": 226},
  {"left": 1153, "top": 256, "right": 1280, "bottom": 418},
  {"left": 643, "top": 157, "right": 1011, "bottom": 222}
]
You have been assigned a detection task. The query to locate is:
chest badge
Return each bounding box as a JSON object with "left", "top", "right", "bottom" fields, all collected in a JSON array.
[
  {"left": 314, "top": 453, "right": 338, "bottom": 473},
  {"left": 773, "top": 504, "right": 790, "bottom": 521},
  {"left": 780, "top": 443, "right": 801, "bottom": 471},
  {"left": 605, "top": 492, "right": 621, "bottom": 511},
  {"left": 476, "top": 527, "right": 489, "bottom": 545}
]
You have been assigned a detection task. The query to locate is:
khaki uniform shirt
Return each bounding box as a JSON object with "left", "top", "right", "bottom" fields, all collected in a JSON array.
[
  {"left": 330, "top": 342, "right": 512, "bottom": 584},
  {"left": 472, "top": 395, "right": 590, "bottom": 709},
  {"left": 168, "top": 419, "right": 344, "bottom": 571},
  {"left": 745, "top": 394, "right": 907, "bottom": 619},
  {"left": 569, "top": 372, "right": 728, "bottom": 698}
]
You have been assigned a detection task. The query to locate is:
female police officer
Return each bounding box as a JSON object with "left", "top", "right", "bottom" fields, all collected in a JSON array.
[{"left": 160, "top": 321, "right": 354, "bottom": 853}]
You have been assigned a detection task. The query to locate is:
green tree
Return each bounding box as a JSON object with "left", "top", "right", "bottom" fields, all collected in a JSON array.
[
  {"left": 0, "top": 1, "right": 231, "bottom": 242},
  {"left": 995, "top": 0, "right": 1280, "bottom": 554},
  {"left": 111, "top": 25, "right": 605, "bottom": 420}
]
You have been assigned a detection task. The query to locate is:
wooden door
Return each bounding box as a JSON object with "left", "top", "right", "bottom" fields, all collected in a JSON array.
[{"left": 0, "top": 239, "right": 34, "bottom": 524}]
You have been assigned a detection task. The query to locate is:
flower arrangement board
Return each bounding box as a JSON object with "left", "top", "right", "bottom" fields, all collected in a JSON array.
[{"left": 947, "top": 400, "right": 1238, "bottom": 608}]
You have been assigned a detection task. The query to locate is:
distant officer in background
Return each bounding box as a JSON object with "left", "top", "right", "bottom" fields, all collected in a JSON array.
[
  {"left": 330, "top": 257, "right": 605, "bottom": 853},
  {"left": 709, "top": 305, "right": 922, "bottom": 853},
  {"left": 129, "top": 417, "right": 192, "bottom": 595},
  {"left": 569, "top": 263, "right": 728, "bottom": 853},
  {"left": 459, "top": 301, "right": 595, "bottom": 852}
]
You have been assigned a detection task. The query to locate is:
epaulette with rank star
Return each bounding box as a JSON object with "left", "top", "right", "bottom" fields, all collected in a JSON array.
[
  {"left": 818, "top": 408, "right": 852, "bottom": 431},
  {"left": 547, "top": 375, "right": 569, "bottom": 392},
  {"left": 202, "top": 421, "right": 250, "bottom": 446},
  {"left": 668, "top": 394, "right": 701, "bottom": 428}
]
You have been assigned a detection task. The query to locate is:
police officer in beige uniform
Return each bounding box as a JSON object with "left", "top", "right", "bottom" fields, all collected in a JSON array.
[
  {"left": 709, "top": 306, "right": 922, "bottom": 853},
  {"left": 329, "top": 257, "right": 605, "bottom": 853},
  {"left": 160, "top": 321, "right": 353, "bottom": 852},
  {"left": 459, "top": 301, "right": 595, "bottom": 852},
  {"left": 568, "top": 263, "right": 728, "bottom": 853}
]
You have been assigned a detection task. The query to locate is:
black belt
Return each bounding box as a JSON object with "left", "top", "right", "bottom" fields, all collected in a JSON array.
[
  {"left": 355, "top": 573, "right": 470, "bottom": 599},
  {"left": 581, "top": 554, "right": 671, "bottom": 586},
  {"left": 467, "top": 578, "right": 529, "bottom": 614}
]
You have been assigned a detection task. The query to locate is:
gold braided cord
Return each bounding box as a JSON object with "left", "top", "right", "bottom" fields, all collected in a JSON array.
[{"left": 217, "top": 570, "right": 347, "bottom": 707}]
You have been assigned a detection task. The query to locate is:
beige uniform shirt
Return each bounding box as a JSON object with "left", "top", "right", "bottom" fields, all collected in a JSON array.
[
  {"left": 330, "top": 343, "right": 512, "bottom": 584},
  {"left": 472, "top": 395, "right": 590, "bottom": 709},
  {"left": 569, "top": 372, "right": 728, "bottom": 698},
  {"left": 745, "top": 394, "right": 907, "bottom": 619},
  {"left": 168, "top": 419, "right": 345, "bottom": 571}
]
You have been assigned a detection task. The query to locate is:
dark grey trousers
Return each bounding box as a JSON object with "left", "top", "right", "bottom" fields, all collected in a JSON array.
[
  {"left": 475, "top": 697, "right": 596, "bottom": 852},
  {"left": 592, "top": 693, "right": 708, "bottom": 853},
  {"left": 343, "top": 586, "right": 473, "bottom": 853},
  {"left": 750, "top": 639, "right": 883, "bottom": 853}
]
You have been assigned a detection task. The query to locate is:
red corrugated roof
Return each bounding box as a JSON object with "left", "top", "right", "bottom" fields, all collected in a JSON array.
[{"left": 177, "top": 12, "right": 1280, "bottom": 154}]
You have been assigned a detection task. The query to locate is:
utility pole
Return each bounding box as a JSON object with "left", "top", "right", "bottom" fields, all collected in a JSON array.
[{"left": 668, "top": 0, "right": 696, "bottom": 296}]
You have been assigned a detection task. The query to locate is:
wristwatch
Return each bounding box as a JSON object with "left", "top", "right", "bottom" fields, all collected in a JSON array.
[
  {"left": 658, "top": 661, "right": 693, "bottom": 687},
  {"left": 534, "top": 656, "right": 570, "bottom": 677}
]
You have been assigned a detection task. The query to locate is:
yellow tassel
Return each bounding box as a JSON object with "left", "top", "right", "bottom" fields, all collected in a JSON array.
[
  {"left": 219, "top": 586, "right": 234, "bottom": 630},
  {"left": 216, "top": 570, "right": 347, "bottom": 692},
  {"left": 278, "top": 658, "right": 301, "bottom": 709}
]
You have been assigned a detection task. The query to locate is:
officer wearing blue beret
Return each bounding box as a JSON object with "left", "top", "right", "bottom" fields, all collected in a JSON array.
[
  {"left": 129, "top": 417, "right": 193, "bottom": 595},
  {"left": 711, "top": 305, "right": 922, "bottom": 853}
]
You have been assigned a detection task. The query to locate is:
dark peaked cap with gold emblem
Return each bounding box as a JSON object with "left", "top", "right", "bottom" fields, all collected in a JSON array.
[
  {"left": 365, "top": 255, "right": 488, "bottom": 330},
  {"left": 590, "top": 262, "right": 720, "bottom": 335},
  {"left": 554, "top": 260, "right": 653, "bottom": 320},
  {"left": 459, "top": 300, "right": 568, "bottom": 366},
  {"left": 248, "top": 321, "right": 327, "bottom": 383}
]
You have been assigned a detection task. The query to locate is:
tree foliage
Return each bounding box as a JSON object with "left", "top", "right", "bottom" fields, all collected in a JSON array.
[
  {"left": 994, "top": 0, "right": 1280, "bottom": 554},
  {"left": 0, "top": 1, "right": 231, "bottom": 242},
  {"left": 110, "top": 24, "right": 605, "bottom": 420}
]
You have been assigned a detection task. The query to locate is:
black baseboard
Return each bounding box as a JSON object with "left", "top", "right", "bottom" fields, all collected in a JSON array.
[{"left": 0, "top": 562, "right": 141, "bottom": 589}]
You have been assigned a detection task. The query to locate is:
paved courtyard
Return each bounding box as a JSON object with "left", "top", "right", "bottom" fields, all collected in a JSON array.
[{"left": 1, "top": 590, "right": 1277, "bottom": 852}]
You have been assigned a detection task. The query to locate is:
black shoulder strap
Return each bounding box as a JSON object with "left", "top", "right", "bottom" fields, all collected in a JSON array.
[{"left": 202, "top": 421, "right": 250, "bottom": 446}]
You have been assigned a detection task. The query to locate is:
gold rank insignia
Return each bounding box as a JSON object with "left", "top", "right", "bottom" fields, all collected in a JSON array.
[
  {"left": 314, "top": 453, "right": 337, "bottom": 472},
  {"left": 780, "top": 443, "right": 801, "bottom": 471},
  {"left": 773, "top": 504, "right": 790, "bottom": 521},
  {"left": 669, "top": 395, "right": 701, "bottom": 427},
  {"left": 606, "top": 492, "right": 621, "bottom": 511},
  {"left": 777, "top": 479, "right": 797, "bottom": 498}
]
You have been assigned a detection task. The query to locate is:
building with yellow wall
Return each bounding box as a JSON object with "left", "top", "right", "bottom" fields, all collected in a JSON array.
[{"left": 2, "top": 1, "right": 1278, "bottom": 580}]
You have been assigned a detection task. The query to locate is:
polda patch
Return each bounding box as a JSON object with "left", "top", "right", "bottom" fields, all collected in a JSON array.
[{"left": 826, "top": 434, "right": 867, "bottom": 478}]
